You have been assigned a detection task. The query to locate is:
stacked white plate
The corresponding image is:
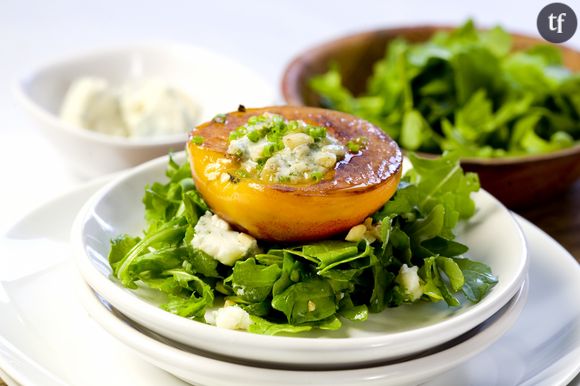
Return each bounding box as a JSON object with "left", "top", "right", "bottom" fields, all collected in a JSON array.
[
  {"left": 71, "top": 153, "right": 530, "bottom": 385},
  {"left": 78, "top": 278, "right": 528, "bottom": 386}
]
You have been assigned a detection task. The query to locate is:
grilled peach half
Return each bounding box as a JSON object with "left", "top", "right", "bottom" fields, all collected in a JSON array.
[{"left": 187, "top": 106, "right": 402, "bottom": 242}]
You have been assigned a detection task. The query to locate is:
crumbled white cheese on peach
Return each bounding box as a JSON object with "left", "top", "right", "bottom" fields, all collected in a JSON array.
[
  {"left": 226, "top": 117, "right": 346, "bottom": 184},
  {"left": 282, "top": 133, "right": 313, "bottom": 149}
]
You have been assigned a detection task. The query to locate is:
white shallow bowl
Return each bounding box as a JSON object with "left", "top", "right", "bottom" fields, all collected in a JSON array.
[
  {"left": 73, "top": 152, "right": 528, "bottom": 368},
  {"left": 14, "top": 42, "right": 275, "bottom": 178},
  {"left": 80, "top": 276, "right": 528, "bottom": 386}
]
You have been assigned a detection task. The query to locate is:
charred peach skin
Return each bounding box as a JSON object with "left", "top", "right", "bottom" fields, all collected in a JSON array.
[{"left": 187, "top": 106, "right": 402, "bottom": 242}]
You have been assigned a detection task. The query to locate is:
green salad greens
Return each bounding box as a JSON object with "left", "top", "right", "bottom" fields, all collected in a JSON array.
[
  {"left": 310, "top": 20, "right": 580, "bottom": 157},
  {"left": 108, "top": 152, "right": 497, "bottom": 335}
]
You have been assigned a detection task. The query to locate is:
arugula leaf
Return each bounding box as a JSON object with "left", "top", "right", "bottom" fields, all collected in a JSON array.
[
  {"left": 159, "top": 271, "right": 214, "bottom": 318},
  {"left": 309, "top": 63, "right": 356, "bottom": 113},
  {"left": 401, "top": 110, "right": 425, "bottom": 150},
  {"left": 139, "top": 268, "right": 214, "bottom": 318},
  {"left": 454, "top": 89, "right": 494, "bottom": 144},
  {"left": 302, "top": 241, "right": 359, "bottom": 265},
  {"left": 406, "top": 152, "right": 480, "bottom": 233},
  {"left": 319, "top": 267, "right": 361, "bottom": 294},
  {"left": 418, "top": 257, "right": 444, "bottom": 303},
  {"left": 114, "top": 221, "right": 188, "bottom": 288},
  {"left": 231, "top": 258, "right": 282, "bottom": 303},
  {"left": 187, "top": 247, "right": 220, "bottom": 278},
  {"left": 127, "top": 245, "right": 185, "bottom": 278},
  {"left": 109, "top": 235, "right": 140, "bottom": 270},
  {"left": 338, "top": 295, "right": 369, "bottom": 322},
  {"left": 248, "top": 315, "right": 342, "bottom": 335},
  {"left": 254, "top": 251, "right": 284, "bottom": 266},
  {"left": 182, "top": 189, "right": 209, "bottom": 226},
  {"left": 480, "top": 26, "right": 511, "bottom": 57},
  {"left": 388, "top": 226, "right": 412, "bottom": 266},
  {"left": 272, "top": 278, "right": 337, "bottom": 324},
  {"left": 437, "top": 257, "right": 464, "bottom": 292},
  {"left": 368, "top": 254, "right": 395, "bottom": 312},
  {"left": 272, "top": 254, "right": 305, "bottom": 296},
  {"left": 142, "top": 182, "right": 184, "bottom": 232},
  {"left": 248, "top": 316, "right": 314, "bottom": 335},
  {"left": 285, "top": 240, "right": 372, "bottom": 273},
  {"left": 454, "top": 258, "right": 498, "bottom": 302},
  {"left": 419, "top": 256, "right": 460, "bottom": 307},
  {"left": 406, "top": 204, "right": 445, "bottom": 244},
  {"left": 421, "top": 236, "right": 469, "bottom": 257}
]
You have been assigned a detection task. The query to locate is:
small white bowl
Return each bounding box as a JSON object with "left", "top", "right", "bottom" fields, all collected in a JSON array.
[
  {"left": 14, "top": 42, "right": 275, "bottom": 178},
  {"left": 72, "top": 152, "right": 529, "bottom": 369}
]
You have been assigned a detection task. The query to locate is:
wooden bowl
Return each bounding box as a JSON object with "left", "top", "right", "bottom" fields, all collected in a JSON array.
[{"left": 281, "top": 26, "right": 580, "bottom": 209}]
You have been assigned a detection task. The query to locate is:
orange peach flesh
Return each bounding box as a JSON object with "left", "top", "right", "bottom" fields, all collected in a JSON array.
[{"left": 188, "top": 106, "right": 402, "bottom": 242}]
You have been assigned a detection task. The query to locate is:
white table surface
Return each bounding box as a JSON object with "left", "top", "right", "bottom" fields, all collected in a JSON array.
[{"left": 1, "top": 0, "right": 579, "bottom": 233}]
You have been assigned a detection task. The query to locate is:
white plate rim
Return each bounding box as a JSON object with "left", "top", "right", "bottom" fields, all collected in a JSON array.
[{"left": 78, "top": 275, "right": 529, "bottom": 385}]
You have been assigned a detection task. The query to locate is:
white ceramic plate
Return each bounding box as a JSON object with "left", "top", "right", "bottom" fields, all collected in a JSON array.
[
  {"left": 14, "top": 42, "right": 275, "bottom": 177},
  {"left": 72, "top": 152, "right": 528, "bottom": 368},
  {"left": 0, "top": 180, "right": 578, "bottom": 385},
  {"left": 79, "top": 276, "right": 528, "bottom": 386}
]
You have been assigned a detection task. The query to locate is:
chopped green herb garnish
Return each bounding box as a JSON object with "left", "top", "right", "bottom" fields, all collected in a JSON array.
[
  {"left": 346, "top": 137, "right": 368, "bottom": 153},
  {"left": 229, "top": 127, "right": 248, "bottom": 140},
  {"left": 306, "top": 126, "right": 327, "bottom": 141},
  {"left": 232, "top": 169, "right": 251, "bottom": 179},
  {"left": 346, "top": 141, "right": 359, "bottom": 152},
  {"left": 311, "top": 171, "right": 323, "bottom": 181},
  {"left": 191, "top": 135, "right": 204, "bottom": 145},
  {"left": 261, "top": 142, "right": 280, "bottom": 158},
  {"left": 247, "top": 129, "right": 263, "bottom": 142}
]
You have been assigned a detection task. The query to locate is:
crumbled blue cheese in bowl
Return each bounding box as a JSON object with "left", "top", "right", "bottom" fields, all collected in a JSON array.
[
  {"left": 59, "top": 77, "right": 199, "bottom": 138},
  {"left": 226, "top": 113, "right": 349, "bottom": 184}
]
